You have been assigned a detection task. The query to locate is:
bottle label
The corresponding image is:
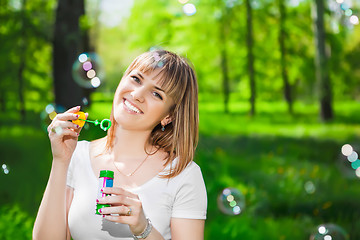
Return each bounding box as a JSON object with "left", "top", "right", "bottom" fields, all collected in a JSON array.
[{"left": 97, "top": 177, "right": 113, "bottom": 199}]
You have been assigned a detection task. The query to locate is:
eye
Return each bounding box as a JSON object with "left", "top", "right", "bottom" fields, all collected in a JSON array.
[
  {"left": 153, "top": 92, "right": 163, "bottom": 100},
  {"left": 131, "top": 76, "right": 141, "bottom": 84}
]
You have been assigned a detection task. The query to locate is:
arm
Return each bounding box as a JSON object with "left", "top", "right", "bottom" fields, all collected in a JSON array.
[
  {"left": 171, "top": 218, "right": 205, "bottom": 240},
  {"left": 33, "top": 106, "right": 84, "bottom": 240},
  {"left": 32, "top": 161, "right": 70, "bottom": 240}
]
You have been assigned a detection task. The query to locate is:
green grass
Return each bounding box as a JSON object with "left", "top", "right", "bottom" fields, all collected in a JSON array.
[{"left": 1, "top": 100, "right": 360, "bottom": 239}]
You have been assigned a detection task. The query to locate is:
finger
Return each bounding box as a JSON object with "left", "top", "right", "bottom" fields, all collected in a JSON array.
[
  {"left": 101, "top": 187, "right": 139, "bottom": 200},
  {"left": 55, "top": 113, "right": 80, "bottom": 121},
  {"left": 50, "top": 127, "right": 79, "bottom": 138},
  {"left": 55, "top": 121, "right": 80, "bottom": 130},
  {"left": 103, "top": 214, "right": 130, "bottom": 223},
  {"left": 98, "top": 194, "right": 139, "bottom": 207},
  {"left": 99, "top": 205, "right": 130, "bottom": 216},
  {"left": 65, "top": 106, "right": 81, "bottom": 113}
]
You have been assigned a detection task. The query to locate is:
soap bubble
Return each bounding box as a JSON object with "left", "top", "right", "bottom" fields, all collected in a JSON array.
[
  {"left": 40, "top": 104, "right": 65, "bottom": 132},
  {"left": 82, "top": 97, "right": 89, "bottom": 106},
  {"left": 183, "top": 3, "right": 196, "bottom": 16},
  {"left": 304, "top": 181, "right": 316, "bottom": 194},
  {"left": 72, "top": 52, "right": 104, "bottom": 89},
  {"left": 309, "top": 223, "right": 349, "bottom": 240},
  {"left": 2, "top": 164, "right": 10, "bottom": 175},
  {"left": 347, "top": 151, "right": 358, "bottom": 162},
  {"left": 217, "top": 187, "right": 245, "bottom": 216},
  {"left": 341, "top": 144, "right": 353, "bottom": 156},
  {"left": 337, "top": 143, "right": 359, "bottom": 179}
]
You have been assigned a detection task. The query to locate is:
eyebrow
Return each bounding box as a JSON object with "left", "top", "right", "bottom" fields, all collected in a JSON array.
[{"left": 135, "top": 71, "right": 165, "bottom": 93}]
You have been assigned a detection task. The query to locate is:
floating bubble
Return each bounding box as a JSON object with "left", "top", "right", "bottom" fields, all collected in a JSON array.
[
  {"left": 309, "top": 223, "right": 349, "bottom": 240},
  {"left": 54, "top": 126, "right": 63, "bottom": 135},
  {"left": 337, "top": 143, "right": 360, "bottom": 179},
  {"left": 351, "top": 160, "right": 360, "bottom": 170},
  {"left": 336, "top": 0, "right": 344, "bottom": 4},
  {"left": 355, "top": 168, "right": 360, "bottom": 178},
  {"left": 341, "top": 144, "right": 353, "bottom": 156},
  {"left": 340, "top": 3, "right": 349, "bottom": 11},
  {"left": 344, "top": 9, "right": 352, "bottom": 17},
  {"left": 350, "top": 15, "right": 359, "bottom": 25},
  {"left": 78, "top": 53, "right": 88, "bottom": 63},
  {"left": 45, "top": 104, "right": 55, "bottom": 114},
  {"left": 91, "top": 77, "right": 101, "bottom": 88},
  {"left": 72, "top": 52, "right": 104, "bottom": 89},
  {"left": 178, "top": 0, "right": 189, "bottom": 3},
  {"left": 82, "top": 61, "right": 92, "bottom": 71},
  {"left": 40, "top": 104, "right": 65, "bottom": 132},
  {"left": 304, "top": 181, "right": 316, "bottom": 194},
  {"left": 2, "top": 164, "right": 9, "bottom": 175},
  {"left": 183, "top": 3, "right": 196, "bottom": 16},
  {"left": 87, "top": 69, "right": 96, "bottom": 79},
  {"left": 217, "top": 187, "right": 245, "bottom": 216},
  {"left": 82, "top": 97, "right": 89, "bottom": 106},
  {"left": 347, "top": 151, "right": 358, "bottom": 162}
]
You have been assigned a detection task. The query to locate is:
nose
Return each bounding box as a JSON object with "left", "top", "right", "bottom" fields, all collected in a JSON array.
[{"left": 130, "top": 86, "right": 145, "bottom": 103}]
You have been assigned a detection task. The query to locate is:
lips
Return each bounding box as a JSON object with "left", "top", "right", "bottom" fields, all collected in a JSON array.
[{"left": 123, "top": 99, "right": 143, "bottom": 114}]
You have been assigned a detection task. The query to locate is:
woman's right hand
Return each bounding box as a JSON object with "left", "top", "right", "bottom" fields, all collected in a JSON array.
[{"left": 47, "top": 106, "right": 87, "bottom": 164}]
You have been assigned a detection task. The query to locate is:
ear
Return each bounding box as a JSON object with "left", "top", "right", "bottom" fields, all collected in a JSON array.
[{"left": 160, "top": 114, "right": 173, "bottom": 126}]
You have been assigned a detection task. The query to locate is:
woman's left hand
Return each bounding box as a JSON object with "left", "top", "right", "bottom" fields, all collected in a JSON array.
[{"left": 97, "top": 187, "right": 148, "bottom": 236}]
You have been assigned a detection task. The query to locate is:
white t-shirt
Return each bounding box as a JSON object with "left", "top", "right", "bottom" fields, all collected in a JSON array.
[{"left": 67, "top": 141, "right": 207, "bottom": 240}]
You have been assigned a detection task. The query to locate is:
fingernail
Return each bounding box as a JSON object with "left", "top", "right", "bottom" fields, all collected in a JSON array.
[
  {"left": 76, "top": 114, "right": 79, "bottom": 118},
  {"left": 96, "top": 199, "right": 99, "bottom": 203},
  {"left": 99, "top": 208, "right": 102, "bottom": 213},
  {"left": 102, "top": 214, "right": 105, "bottom": 218},
  {"left": 76, "top": 132, "right": 79, "bottom": 136},
  {"left": 76, "top": 125, "right": 80, "bottom": 128},
  {"left": 101, "top": 188, "right": 104, "bottom": 192}
]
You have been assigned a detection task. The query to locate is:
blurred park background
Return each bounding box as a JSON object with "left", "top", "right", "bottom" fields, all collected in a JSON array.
[{"left": 1, "top": 0, "right": 360, "bottom": 239}]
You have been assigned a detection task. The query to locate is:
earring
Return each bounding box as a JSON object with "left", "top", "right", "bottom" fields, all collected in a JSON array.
[{"left": 161, "top": 125, "right": 165, "bottom": 132}]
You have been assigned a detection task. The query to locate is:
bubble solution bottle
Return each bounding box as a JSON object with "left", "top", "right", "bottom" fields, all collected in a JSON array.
[{"left": 96, "top": 170, "right": 114, "bottom": 215}]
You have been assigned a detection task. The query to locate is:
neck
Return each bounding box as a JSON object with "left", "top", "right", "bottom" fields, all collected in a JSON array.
[{"left": 110, "top": 125, "right": 153, "bottom": 162}]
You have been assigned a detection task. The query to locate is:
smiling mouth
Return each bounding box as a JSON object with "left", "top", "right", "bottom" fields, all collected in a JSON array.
[{"left": 123, "top": 99, "right": 143, "bottom": 114}]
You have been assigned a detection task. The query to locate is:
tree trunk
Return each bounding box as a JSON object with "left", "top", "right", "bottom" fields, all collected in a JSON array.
[
  {"left": 53, "top": 0, "right": 86, "bottom": 110},
  {"left": 279, "top": 0, "right": 293, "bottom": 114},
  {"left": 219, "top": 13, "right": 230, "bottom": 114},
  {"left": 313, "top": 0, "right": 333, "bottom": 121},
  {"left": 246, "top": 0, "right": 256, "bottom": 116},
  {"left": 18, "top": 0, "right": 27, "bottom": 122}
]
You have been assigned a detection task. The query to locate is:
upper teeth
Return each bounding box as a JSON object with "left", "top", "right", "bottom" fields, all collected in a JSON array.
[{"left": 124, "top": 100, "right": 141, "bottom": 113}]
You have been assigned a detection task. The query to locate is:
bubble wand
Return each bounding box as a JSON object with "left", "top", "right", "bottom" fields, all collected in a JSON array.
[{"left": 72, "top": 111, "right": 111, "bottom": 131}]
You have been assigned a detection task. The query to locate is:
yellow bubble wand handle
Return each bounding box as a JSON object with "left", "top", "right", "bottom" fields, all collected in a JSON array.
[{"left": 78, "top": 118, "right": 112, "bottom": 131}]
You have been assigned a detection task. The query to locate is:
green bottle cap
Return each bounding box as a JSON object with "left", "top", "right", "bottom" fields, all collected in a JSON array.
[{"left": 99, "top": 170, "right": 114, "bottom": 179}]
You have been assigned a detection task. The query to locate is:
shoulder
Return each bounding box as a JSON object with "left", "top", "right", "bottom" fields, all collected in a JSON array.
[
  {"left": 69, "top": 140, "right": 90, "bottom": 165},
  {"left": 177, "top": 160, "right": 204, "bottom": 181},
  {"left": 74, "top": 140, "right": 90, "bottom": 156},
  {"left": 170, "top": 160, "right": 206, "bottom": 192}
]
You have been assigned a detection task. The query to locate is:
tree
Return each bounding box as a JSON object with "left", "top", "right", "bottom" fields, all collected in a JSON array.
[
  {"left": 246, "top": 0, "right": 256, "bottom": 116},
  {"left": 53, "top": 0, "right": 87, "bottom": 109},
  {"left": 278, "top": 0, "right": 293, "bottom": 114},
  {"left": 313, "top": 0, "right": 333, "bottom": 121}
]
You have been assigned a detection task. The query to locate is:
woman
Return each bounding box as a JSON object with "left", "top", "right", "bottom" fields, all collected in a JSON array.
[{"left": 33, "top": 49, "right": 207, "bottom": 240}]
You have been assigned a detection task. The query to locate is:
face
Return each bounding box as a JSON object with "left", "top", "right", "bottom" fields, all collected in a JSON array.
[{"left": 113, "top": 68, "right": 174, "bottom": 132}]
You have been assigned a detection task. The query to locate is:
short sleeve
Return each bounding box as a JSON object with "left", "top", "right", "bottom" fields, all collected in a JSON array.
[
  {"left": 66, "top": 150, "right": 76, "bottom": 188},
  {"left": 171, "top": 163, "right": 207, "bottom": 219},
  {"left": 66, "top": 141, "right": 88, "bottom": 188}
]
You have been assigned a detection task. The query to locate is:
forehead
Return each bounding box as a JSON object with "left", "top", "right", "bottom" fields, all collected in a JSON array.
[
  {"left": 127, "top": 62, "right": 174, "bottom": 95},
  {"left": 130, "top": 69, "right": 163, "bottom": 85}
]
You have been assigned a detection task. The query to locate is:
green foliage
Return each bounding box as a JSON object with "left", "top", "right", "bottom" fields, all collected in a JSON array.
[
  {"left": 0, "top": 205, "right": 34, "bottom": 240},
  {"left": 0, "top": 0, "right": 56, "bottom": 111},
  {"left": 1, "top": 100, "right": 360, "bottom": 239}
]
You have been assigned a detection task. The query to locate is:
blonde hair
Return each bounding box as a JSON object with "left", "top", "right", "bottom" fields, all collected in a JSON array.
[{"left": 106, "top": 49, "right": 199, "bottom": 178}]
